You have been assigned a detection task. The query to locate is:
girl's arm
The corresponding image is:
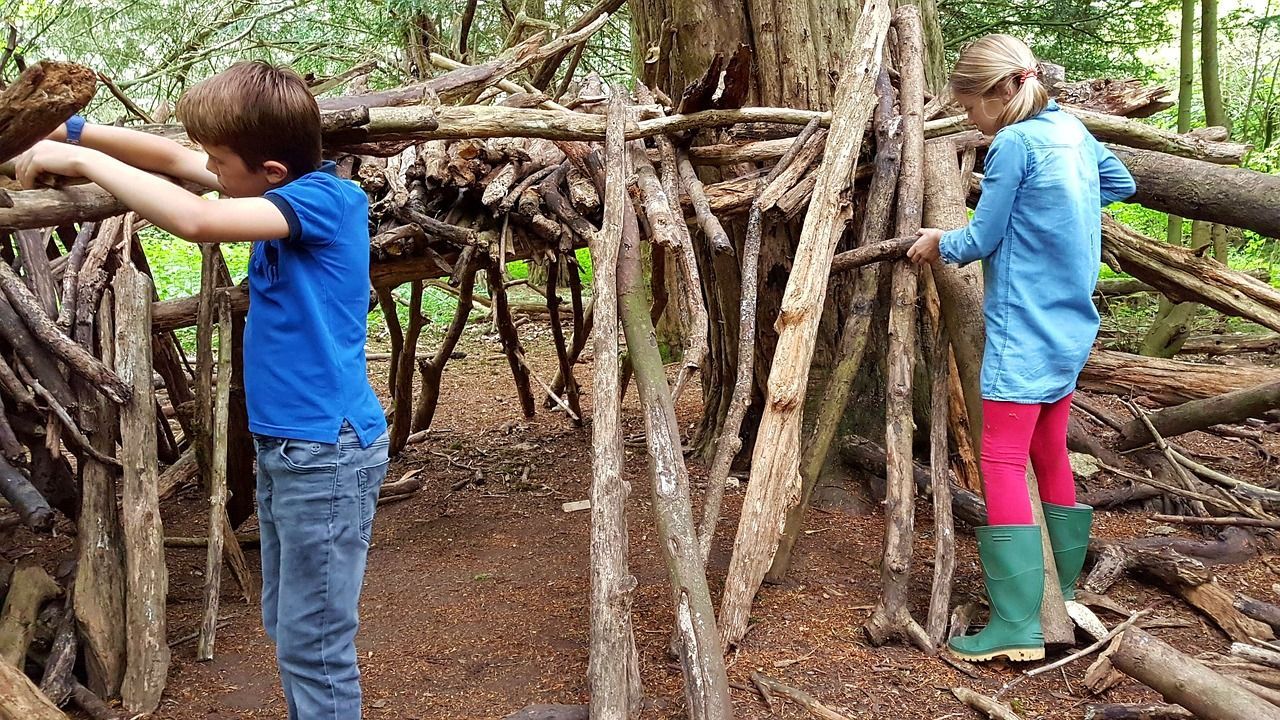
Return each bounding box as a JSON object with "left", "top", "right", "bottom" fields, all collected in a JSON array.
[
  {"left": 1094, "top": 141, "right": 1136, "bottom": 206},
  {"left": 937, "top": 131, "right": 1027, "bottom": 265}
]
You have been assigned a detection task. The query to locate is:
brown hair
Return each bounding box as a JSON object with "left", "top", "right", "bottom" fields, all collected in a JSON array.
[
  {"left": 949, "top": 34, "right": 1049, "bottom": 128},
  {"left": 177, "top": 60, "right": 322, "bottom": 178}
]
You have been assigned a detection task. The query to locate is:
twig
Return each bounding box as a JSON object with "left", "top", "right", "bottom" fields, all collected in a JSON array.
[
  {"left": 950, "top": 687, "right": 1020, "bottom": 720},
  {"left": 996, "top": 611, "right": 1149, "bottom": 700},
  {"left": 96, "top": 72, "right": 154, "bottom": 123},
  {"left": 750, "top": 671, "right": 854, "bottom": 720},
  {"left": 513, "top": 347, "right": 580, "bottom": 421},
  {"left": 29, "top": 378, "right": 120, "bottom": 467},
  {"left": 1097, "top": 461, "right": 1241, "bottom": 512},
  {"left": 1152, "top": 514, "right": 1280, "bottom": 529}
]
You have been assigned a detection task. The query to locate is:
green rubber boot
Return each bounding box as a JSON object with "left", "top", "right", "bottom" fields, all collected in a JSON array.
[
  {"left": 1044, "top": 502, "right": 1094, "bottom": 601},
  {"left": 948, "top": 525, "right": 1046, "bottom": 662}
]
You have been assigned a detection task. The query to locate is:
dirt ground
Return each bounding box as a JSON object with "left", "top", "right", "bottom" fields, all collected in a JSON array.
[{"left": 9, "top": 321, "right": 1280, "bottom": 719}]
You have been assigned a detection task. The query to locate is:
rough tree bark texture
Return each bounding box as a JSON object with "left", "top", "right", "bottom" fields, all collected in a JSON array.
[
  {"left": 1116, "top": 379, "right": 1280, "bottom": 450},
  {"left": 0, "top": 61, "right": 97, "bottom": 164},
  {"left": 718, "top": 0, "right": 891, "bottom": 649},
  {"left": 618, "top": 159, "right": 733, "bottom": 719},
  {"left": 113, "top": 263, "right": 169, "bottom": 714},
  {"left": 586, "top": 90, "right": 642, "bottom": 720}
]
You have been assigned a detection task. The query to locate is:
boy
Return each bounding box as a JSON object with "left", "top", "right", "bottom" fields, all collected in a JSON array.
[{"left": 17, "top": 61, "right": 390, "bottom": 718}]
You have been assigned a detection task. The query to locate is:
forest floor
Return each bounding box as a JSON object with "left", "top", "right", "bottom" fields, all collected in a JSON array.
[{"left": 12, "top": 320, "right": 1280, "bottom": 720}]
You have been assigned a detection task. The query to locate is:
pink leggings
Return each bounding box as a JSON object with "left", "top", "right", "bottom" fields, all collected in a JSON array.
[{"left": 981, "top": 393, "right": 1078, "bottom": 526}]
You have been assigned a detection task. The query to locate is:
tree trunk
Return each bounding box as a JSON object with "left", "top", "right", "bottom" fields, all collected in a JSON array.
[{"left": 719, "top": 0, "right": 891, "bottom": 649}]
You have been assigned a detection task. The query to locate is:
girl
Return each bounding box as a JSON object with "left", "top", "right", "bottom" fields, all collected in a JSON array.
[{"left": 908, "top": 35, "right": 1135, "bottom": 662}]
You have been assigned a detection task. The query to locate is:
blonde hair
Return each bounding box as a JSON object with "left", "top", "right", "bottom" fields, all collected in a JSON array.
[
  {"left": 177, "top": 61, "right": 322, "bottom": 178},
  {"left": 949, "top": 35, "right": 1049, "bottom": 129}
]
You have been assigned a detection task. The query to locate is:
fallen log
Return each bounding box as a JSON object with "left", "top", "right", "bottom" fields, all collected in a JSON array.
[
  {"left": 1096, "top": 269, "right": 1271, "bottom": 298},
  {"left": 0, "top": 459, "right": 53, "bottom": 532},
  {"left": 1111, "top": 627, "right": 1280, "bottom": 720},
  {"left": 1110, "top": 145, "right": 1280, "bottom": 240},
  {"left": 1236, "top": 595, "right": 1280, "bottom": 632},
  {"left": 1180, "top": 333, "right": 1280, "bottom": 356},
  {"left": 0, "top": 660, "right": 67, "bottom": 720},
  {"left": 1116, "top": 380, "right": 1280, "bottom": 450},
  {"left": 1079, "top": 349, "right": 1280, "bottom": 406},
  {"left": 0, "top": 61, "right": 97, "bottom": 164},
  {"left": 839, "top": 437, "right": 988, "bottom": 528},
  {"left": 1101, "top": 217, "right": 1280, "bottom": 334},
  {"left": 0, "top": 564, "right": 61, "bottom": 666}
]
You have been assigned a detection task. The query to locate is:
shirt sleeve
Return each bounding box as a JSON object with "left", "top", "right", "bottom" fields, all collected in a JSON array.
[
  {"left": 1094, "top": 140, "right": 1137, "bottom": 206},
  {"left": 939, "top": 129, "right": 1027, "bottom": 266},
  {"left": 264, "top": 177, "right": 347, "bottom": 247}
]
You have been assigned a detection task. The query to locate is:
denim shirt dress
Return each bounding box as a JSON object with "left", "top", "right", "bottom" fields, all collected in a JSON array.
[{"left": 939, "top": 101, "right": 1136, "bottom": 404}]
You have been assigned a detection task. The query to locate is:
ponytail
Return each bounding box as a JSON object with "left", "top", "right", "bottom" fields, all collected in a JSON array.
[{"left": 949, "top": 35, "right": 1050, "bottom": 129}]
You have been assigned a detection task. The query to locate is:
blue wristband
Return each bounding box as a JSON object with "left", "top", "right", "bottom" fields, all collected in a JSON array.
[{"left": 65, "top": 115, "right": 86, "bottom": 145}]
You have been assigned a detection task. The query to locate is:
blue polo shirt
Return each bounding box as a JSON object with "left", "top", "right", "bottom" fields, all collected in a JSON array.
[{"left": 247, "top": 161, "right": 386, "bottom": 447}]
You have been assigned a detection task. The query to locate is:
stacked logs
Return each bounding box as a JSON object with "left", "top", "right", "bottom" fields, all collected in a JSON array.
[{"left": 0, "top": 3, "right": 1279, "bottom": 717}]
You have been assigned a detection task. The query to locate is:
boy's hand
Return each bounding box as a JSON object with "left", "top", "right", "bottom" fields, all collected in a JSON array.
[
  {"left": 14, "top": 141, "right": 94, "bottom": 188},
  {"left": 907, "top": 227, "right": 943, "bottom": 265}
]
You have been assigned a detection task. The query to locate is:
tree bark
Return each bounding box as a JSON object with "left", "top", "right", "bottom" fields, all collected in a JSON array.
[
  {"left": 0, "top": 564, "right": 61, "bottom": 666},
  {"left": 0, "top": 61, "right": 96, "bottom": 164},
  {"left": 1080, "top": 349, "right": 1280, "bottom": 406},
  {"left": 1116, "top": 380, "right": 1280, "bottom": 450},
  {"left": 113, "top": 263, "right": 169, "bottom": 714},
  {"left": 0, "top": 661, "right": 67, "bottom": 720},
  {"left": 586, "top": 91, "right": 642, "bottom": 720},
  {"left": 1111, "top": 627, "right": 1280, "bottom": 720},
  {"left": 617, "top": 130, "right": 732, "bottom": 718},
  {"left": 719, "top": 0, "right": 891, "bottom": 649},
  {"left": 0, "top": 458, "right": 53, "bottom": 532}
]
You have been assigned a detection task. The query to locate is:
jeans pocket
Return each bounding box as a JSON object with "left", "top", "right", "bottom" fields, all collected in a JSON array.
[
  {"left": 357, "top": 458, "right": 390, "bottom": 543},
  {"left": 278, "top": 438, "right": 338, "bottom": 473}
]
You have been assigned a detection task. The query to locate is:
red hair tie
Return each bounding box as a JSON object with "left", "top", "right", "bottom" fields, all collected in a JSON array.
[{"left": 1018, "top": 67, "right": 1038, "bottom": 84}]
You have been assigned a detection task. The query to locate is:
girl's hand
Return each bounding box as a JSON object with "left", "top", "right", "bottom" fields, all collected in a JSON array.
[
  {"left": 14, "top": 141, "right": 92, "bottom": 188},
  {"left": 907, "top": 227, "right": 943, "bottom": 265}
]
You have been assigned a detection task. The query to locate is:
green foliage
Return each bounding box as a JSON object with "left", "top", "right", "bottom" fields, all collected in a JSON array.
[{"left": 939, "top": 0, "right": 1179, "bottom": 79}]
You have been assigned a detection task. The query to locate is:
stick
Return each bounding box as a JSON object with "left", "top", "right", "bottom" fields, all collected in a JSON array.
[
  {"left": 1153, "top": 514, "right": 1280, "bottom": 529},
  {"left": 720, "top": 0, "right": 891, "bottom": 649},
  {"left": 706, "top": 117, "right": 824, "bottom": 567},
  {"left": 949, "top": 687, "right": 1020, "bottom": 720},
  {"left": 197, "top": 295, "right": 232, "bottom": 661},
  {"left": 585, "top": 89, "right": 642, "bottom": 718},
  {"left": 997, "top": 611, "right": 1149, "bottom": 700},
  {"left": 750, "top": 672, "right": 853, "bottom": 720}
]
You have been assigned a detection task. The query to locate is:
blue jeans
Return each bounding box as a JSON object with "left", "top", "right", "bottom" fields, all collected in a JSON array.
[{"left": 254, "top": 423, "right": 389, "bottom": 720}]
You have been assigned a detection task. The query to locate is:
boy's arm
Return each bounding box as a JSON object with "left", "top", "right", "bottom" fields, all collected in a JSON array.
[
  {"left": 17, "top": 141, "right": 286, "bottom": 244},
  {"left": 50, "top": 119, "right": 221, "bottom": 190}
]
